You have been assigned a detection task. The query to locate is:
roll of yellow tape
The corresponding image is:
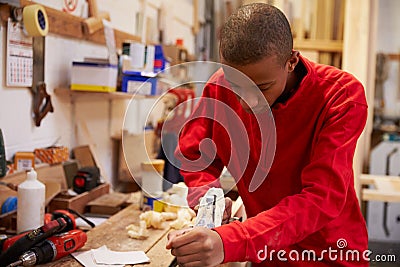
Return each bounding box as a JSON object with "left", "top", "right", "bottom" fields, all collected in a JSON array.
[{"left": 23, "top": 4, "right": 49, "bottom": 37}]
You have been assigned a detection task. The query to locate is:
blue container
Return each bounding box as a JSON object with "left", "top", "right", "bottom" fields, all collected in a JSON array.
[
  {"left": 121, "top": 71, "right": 157, "bottom": 95},
  {"left": 1, "top": 196, "right": 17, "bottom": 214},
  {"left": 154, "top": 45, "right": 166, "bottom": 73}
]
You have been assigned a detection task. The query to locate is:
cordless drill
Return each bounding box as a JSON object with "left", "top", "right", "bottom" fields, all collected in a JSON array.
[
  {"left": 0, "top": 218, "right": 67, "bottom": 267},
  {"left": 0, "top": 210, "right": 76, "bottom": 253},
  {"left": 6, "top": 229, "right": 87, "bottom": 267}
]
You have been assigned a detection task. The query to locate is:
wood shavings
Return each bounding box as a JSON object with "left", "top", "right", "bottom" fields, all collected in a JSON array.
[
  {"left": 169, "top": 208, "right": 196, "bottom": 230},
  {"left": 127, "top": 209, "right": 196, "bottom": 239},
  {"left": 160, "top": 212, "right": 177, "bottom": 221},
  {"left": 126, "top": 220, "right": 149, "bottom": 240},
  {"left": 140, "top": 211, "right": 165, "bottom": 229}
]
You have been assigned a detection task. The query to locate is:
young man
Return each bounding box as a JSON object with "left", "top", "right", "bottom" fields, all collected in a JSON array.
[{"left": 167, "top": 3, "right": 368, "bottom": 267}]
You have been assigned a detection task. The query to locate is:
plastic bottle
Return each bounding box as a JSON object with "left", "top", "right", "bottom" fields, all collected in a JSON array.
[{"left": 17, "top": 168, "right": 45, "bottom": 233}]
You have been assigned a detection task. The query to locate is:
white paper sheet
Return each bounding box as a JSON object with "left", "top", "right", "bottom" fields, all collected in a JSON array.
[
  {"left": 72, "top": 250, "right": 124, "bottom": 267},
  {"left": 72, "top": 245, "right": 149, "bottom": 266},
  {"left": 92, "top": 245, "right": 150, "bottom": 265}
]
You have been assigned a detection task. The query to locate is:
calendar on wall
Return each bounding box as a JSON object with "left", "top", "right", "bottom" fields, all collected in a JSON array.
[{"left": 6, "top": 18, "right": 33, "bottom": 87}]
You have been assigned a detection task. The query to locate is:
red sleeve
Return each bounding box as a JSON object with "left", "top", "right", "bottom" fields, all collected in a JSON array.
[
  {"left": 175, "top": 83, "right": 224, "bottom": 208},
  {"left": 214, "top": 100, "right": 368, "bottom": 263}
]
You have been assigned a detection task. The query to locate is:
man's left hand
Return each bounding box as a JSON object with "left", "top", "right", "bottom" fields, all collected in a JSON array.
[{"left": 166, "top": 227, "right": 224, "bottom": 267}]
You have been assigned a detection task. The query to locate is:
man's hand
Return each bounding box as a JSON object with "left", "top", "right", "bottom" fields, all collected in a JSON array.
[
  {"left": 222, "top": 197, "right": 232, "bottom": 224},
  {"left": 166, "top": 227, "right": 224, "bottom": 267}
]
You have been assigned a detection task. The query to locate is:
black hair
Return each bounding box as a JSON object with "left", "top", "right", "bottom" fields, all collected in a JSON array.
[{"left": 219, "top": 3, "right": 293, "bottom": 66}]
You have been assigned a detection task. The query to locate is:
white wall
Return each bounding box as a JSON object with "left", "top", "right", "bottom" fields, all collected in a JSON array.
[{"left": 0, "top": 0, "right": 196, "bottom": 186}]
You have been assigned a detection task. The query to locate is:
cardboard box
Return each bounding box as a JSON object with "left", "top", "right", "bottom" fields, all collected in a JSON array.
[
  {"left": 48, "top": 183, "right": 110, "bottom": 214},
  {"left": 71, "top": 62, "right": 118, "bottom": 92},
  {"left": 162, "top": 45, "right": 188, "bottom": 66}
]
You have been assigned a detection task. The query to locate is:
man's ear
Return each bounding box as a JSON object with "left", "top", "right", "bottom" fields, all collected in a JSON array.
[{"left": 287, "top": 51, "right": 300, "bottom": 72}]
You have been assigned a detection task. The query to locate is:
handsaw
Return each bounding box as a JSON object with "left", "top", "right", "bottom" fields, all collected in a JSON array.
[
  {"left": 32, "top": 34, "right": 53, "bottom": 127},
  {"left": 1, "top": 1, "right": 53, "bottom": 126}
]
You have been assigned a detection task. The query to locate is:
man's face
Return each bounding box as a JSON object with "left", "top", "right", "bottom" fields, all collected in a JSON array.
[{"left": 221, "top": 55, "right": 289, "bottom": 112}]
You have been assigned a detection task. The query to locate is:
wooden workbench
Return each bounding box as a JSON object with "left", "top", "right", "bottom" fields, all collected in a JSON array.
[{"left": 41, "top": 204, "right": 175, "bottom": 267}]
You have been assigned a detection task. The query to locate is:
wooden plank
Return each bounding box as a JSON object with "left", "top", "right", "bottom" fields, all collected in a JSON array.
[
  {"left": 1, "top": 1, "right": 141, "bottom": 49},
  {"left": 360, "top": 174, "right": 400, "bottom": 202},
  {"left": 87, "top": 192, "right": 129, "bottom": 207},
  {"left": 192, "top": 0, "right": 200, "bottom": 35},
  {"left": 46, "top": 5, "right": 84, "bottom": 39},
  {"left": 136, "top": 230, "right": 175, "bottom": 267},
  {"left": 54, "top": 88, "right": 150, "bottom": 101},
  {"left": 388, "top": 54, "right": 400, "bottom": 61},
  {"left": 362, "top": 189, "right": 400, "bottom": 202},
  {"left": 343, "top": 0, "right": 378, "bottom": 202},
  {"left": 360, "top": 174, "right": 400, "bottom": 184},
  {"left": 316, "top": 0, "right": 334, "bottom": 65},
  {"left": 87, "top": 192, "right": 129, "bottom": 215},
  {"left": 294, "top": 39, "right": 343, "bottom": 52},
  {"left": 332, "top": 0, "right": 345, "bottom": 68},
  {"left": 77, "top": 120, "right": 110, "bottom": 183},
  {"left": 2, "top": 164, "right": 68, "bottom": 189},
  {"left": 296, "top": 0, "right": 307, "bottom": 40}
]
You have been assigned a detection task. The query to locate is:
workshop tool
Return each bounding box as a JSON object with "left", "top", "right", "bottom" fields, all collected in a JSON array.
[
  {"left": 73, "top": 166, "right": 100, "bottom": 194},
  {"left": 6, "top": 229, "right": 87, "bottom": 267},
  {"left": 1, "top": 2, "right": 53, "bottom": 126},
  {"left": 45, "top": 210, "right": 76, "bottom": 232},
  {"left": 0, "top": 129, "right": 6, "bottom": 178},
  {"left": 1, "top": 210, "right": 87, "bottom": 252},
  {"left": 382, "top": 147, "right": 398, "bottom": 237},
  {"left": 67, "top": 208, "right": 96, "bottom": 228},
  {"left": 0, "top": 218, "right": 67, "bottom": 267},
  {"left": 194, "top": 188, "right": 225, "bottom": 229},
  {"left": 23, "top": 4, "right": 53, "bottom": 126},
  {"left": 44, "top": 209, "right": 95, "bottom": 231}
]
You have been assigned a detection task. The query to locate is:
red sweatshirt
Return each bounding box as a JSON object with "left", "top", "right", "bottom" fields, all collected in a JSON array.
[{"left": 176, "top": 56, "right": 368, "bottom": 266}]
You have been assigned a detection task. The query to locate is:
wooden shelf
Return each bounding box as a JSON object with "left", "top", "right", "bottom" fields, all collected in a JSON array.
[
  {"left": 0, "top": 1, "right": 141, "bottom": 49},
  {"left": 54, "top": 88, "right": 157, "bottom": 101},
  {"left": 360, "top": 174, "right": 400, "bottom": 202}
]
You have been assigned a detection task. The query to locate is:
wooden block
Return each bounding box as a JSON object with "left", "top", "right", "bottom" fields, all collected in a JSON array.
[
  {"left": 62, "top": 160, "right": 79, "bottom": 189},
  {"left": 48, "top": 183, "right": 110, "bottom": 213},
  {"left": 87, "top": 192, "right": 129, "bottom": 215},
  {"left": 73, "top": 146, "right": 96, "bottom": 168}
]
